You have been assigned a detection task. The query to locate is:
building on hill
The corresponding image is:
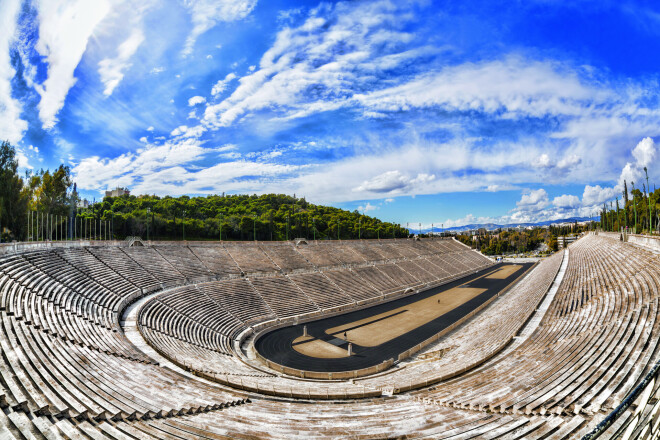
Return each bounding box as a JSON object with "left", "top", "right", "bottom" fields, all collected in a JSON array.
[{"left": 105, "top": 187, "right": 130, "bottom": 198}]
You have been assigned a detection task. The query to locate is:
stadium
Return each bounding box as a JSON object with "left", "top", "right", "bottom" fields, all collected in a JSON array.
[
  {"left": 0, "top": 231, "right": 659, "bottom": 439},
  {"left": 3, "top": 0, "right": 660, "bottom": 438}
]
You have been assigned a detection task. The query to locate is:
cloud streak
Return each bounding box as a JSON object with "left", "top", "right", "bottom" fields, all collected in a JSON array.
[
  {"left": 98, "top": 28, "right": 145, "bottom": 96},
  {"left": 0, "top": 0, "right": 27, "bottom": 143},
  {"left": 182, "top": 0, "right": 257, "bottom": 56},
  {"left": 34, "top": 0, "right": 112, "bottom": 128}
]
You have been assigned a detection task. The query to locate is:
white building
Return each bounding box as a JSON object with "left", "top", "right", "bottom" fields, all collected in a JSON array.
[{"left": 105, "top": 187, "right": 130, "bottom": 198}]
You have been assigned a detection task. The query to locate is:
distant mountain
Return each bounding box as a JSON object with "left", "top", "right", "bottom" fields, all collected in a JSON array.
[{"left": 410, "top": 217, "right": 597, "bottom": 234}]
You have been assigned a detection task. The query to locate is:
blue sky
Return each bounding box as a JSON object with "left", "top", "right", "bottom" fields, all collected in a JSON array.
[{"left": 1, "top": 0, "right": 659, "bottom": 227}]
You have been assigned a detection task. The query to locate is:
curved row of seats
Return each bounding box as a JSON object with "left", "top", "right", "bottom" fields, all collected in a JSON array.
[
  {"left": 7, "top": 235, "right": 653, "bottom": 438},
  {"left": 0, "top": 243, "right": 249, "bottom": 438},
  {"left": 406, "top": 234, "right": 660, "bottom": 437}
]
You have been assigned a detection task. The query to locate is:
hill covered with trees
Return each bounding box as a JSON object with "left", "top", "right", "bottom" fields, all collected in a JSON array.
[
  {"left": 0, "top": 141, "right": 407, "bottom": 242},
  {"left": 97, "top": 193, "right": 407, "bottom": 241}
]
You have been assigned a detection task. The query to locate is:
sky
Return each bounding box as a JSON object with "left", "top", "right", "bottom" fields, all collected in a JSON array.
[{"left": 1, "top": 0, "right": 659, "bottom": 228}]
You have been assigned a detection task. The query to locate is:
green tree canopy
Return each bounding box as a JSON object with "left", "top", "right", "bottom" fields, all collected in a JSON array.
[
  {"left": 0, "top": 141, "right": 29, "bottom": 241},
  {"left": 95, "top": 193, "right": 408, "bottom": 241}
]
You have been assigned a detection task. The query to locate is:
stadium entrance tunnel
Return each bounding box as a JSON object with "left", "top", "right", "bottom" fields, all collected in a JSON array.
[{"left": 254, "top": 262, "right": 533, "bottom": 378}]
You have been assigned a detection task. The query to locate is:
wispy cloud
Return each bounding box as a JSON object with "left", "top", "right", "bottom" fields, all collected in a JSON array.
[
  {"left": 0, "top": 0, "right": 28, "bottom": 143},
  {"left": 182, "top": 0, "right": 257, "bottom": 56},
  {"left": 73, "top": 137, "right": 298, "bottom": 195},
  {"left": 203, "top": 0, "right": 429, "bottom": 128},
  {"left": 34, "top": 0, "right": 112, "bottom": 128},
  {"left": 98, "top": 28, "right": 145, "bottom": 96}
]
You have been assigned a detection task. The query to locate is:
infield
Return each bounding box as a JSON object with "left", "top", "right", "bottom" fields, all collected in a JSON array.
[{"left": 325, "top": 286, "right": 485, "bottom": 347}]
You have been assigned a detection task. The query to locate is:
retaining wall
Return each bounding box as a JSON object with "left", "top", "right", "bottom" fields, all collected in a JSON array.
[{"left": 0, "top": 240, "right": 122, "bottom": 256}]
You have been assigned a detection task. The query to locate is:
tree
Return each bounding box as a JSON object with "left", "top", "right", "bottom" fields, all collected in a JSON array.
[
  {"left": 28, "top": 165, "right": 73, "bottom": 240},
  {"left": 33, "top": 165, "right": 72, "bottom": 215},
  {"left": 0, "top": 141, "right": 29, "bottom": 241}
]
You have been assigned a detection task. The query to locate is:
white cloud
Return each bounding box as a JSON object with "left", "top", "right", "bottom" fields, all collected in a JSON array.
[
  {"left": 354, "top": 171, "right": 412, "bottom": 193},
  {"left": 98, "top": 28, "right": 145, "bottom": 96},
  {"left": 618, "top": 163, "right": 640, "bottom": 190},
  {"left": 534, "top": 153, "right": 551, "bottom": 168},
  {"left": 150, "top": 66, "right": 165, "bottom": 74},
  {"left": 211, "top": 72, "right": 237, "bottom": 96},
  {"left": 569, "top": 137, "right": 654, "bottom": 215},
  {"left": 146, "top": 126, "right": 154, "bottom": 131},
  {"left": 15, "top": 147, "right": 32, "bottom": 169},
  {"left": 188, "top": 95, "right": 206, "bottom": 106},
  {"left": 632, "top": 137, "right": 656, "bottom": 168},
  {"left": 182, "top": 0, "right": 258, "bottom": 56},
  {"left": 531, "top": 152, "right": 582, "bottom": 179},
  {"left": 611, "top": 136, "right": 658, "bottom": 198},
  {"left": 199, "top": 2, "right": 625, "bottom": 137},
  {"left": 170, "top": 125, "right": 189, "bottom": 136},
  {"left": 358, "top": 202, "right": 378, "bottom": 213},
  {"left": 552, "top": 194, "right": 580, "bottom": 209},
  {"left": 516, "top": 188, "right": 549, "bottom": 212},
  {"left": 219, "top": 151, "right": 241, "bottom": 160},
  {"left": 439, "top": 137, "right": 657, "bottom": 227},
  {"left": 170, "top": 124, "right": 206, "bottom": 138},
  {"left": 269, "top": 139, "right": 546, "bottom": 203},
  {"left": 73, "top": 138, "right": 297, "bottom": 195},
  {"left": 355, "top": 56, "right": 602, "bottom": 119},
  {"left": 34, "top": 0, "right": 112, "bottom": 128},
  {"left": 203, "top": 1, "right": 431, "bottom": 127},
  {"left": 556, "top": 154, "right": 581, "bottom": 170},
  {"left": 0, "top": 0, "right": 28, "bottom": 144},
  {"left": 74, "top": 138, "right": 210, "bottom": 189},
  {"left": 582, "top": 185, "right": 618, "bottom": 208}
]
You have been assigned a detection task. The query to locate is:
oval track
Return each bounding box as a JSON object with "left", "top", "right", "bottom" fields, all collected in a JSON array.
[{"left": 256, "top": 262, "right": 534, "bottom": 372}]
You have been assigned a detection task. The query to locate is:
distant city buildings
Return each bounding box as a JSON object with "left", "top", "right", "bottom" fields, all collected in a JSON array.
[{"left": 105, "top": 187, "right": 130, "bottom": 198}]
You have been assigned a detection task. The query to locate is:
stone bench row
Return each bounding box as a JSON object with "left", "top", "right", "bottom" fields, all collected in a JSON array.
[{"left": 413, "top": 235, "right": 660, "bottom": 424}]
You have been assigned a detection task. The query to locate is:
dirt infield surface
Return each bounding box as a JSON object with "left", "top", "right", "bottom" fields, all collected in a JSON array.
[
  {"left": 255, "top": 262, "right": 534, "bottom": 373},
  {"left": 324, "top": 286, "right": 485, "bottom": 348},
  {"left": 486, "top": 264, "right": 522, "bottom": 279}
]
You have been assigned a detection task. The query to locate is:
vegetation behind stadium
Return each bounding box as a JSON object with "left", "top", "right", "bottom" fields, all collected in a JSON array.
[{"left": 0, "top": 141, "right": 407, "bottom": 241}]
